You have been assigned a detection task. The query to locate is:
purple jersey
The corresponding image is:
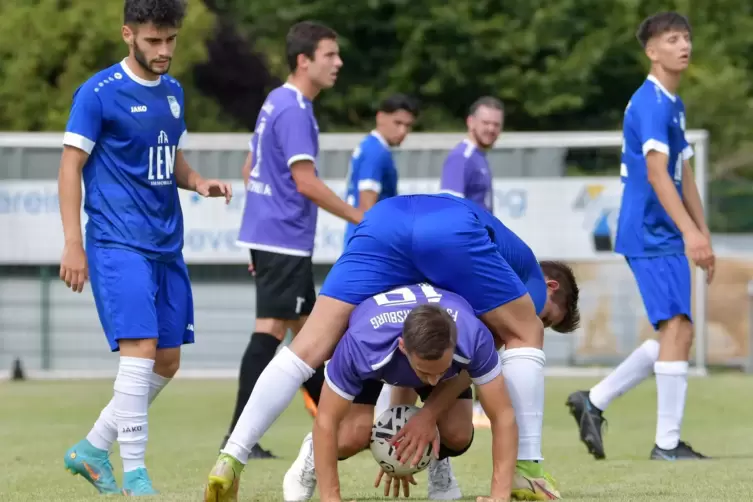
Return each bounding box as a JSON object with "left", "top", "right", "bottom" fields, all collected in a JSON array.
[
  {"left": 440, "top": 139, "right": 493, "bottom": 213},
  {"left": 324, "top": 283, "right": 502, "bottom": 400},
  {"left": 236, "top": 83, "right": 320, "bottom": 256}
]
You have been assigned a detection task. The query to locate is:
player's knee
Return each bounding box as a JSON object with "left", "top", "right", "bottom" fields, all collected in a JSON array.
[
  {"left": 154, "top": 347, "right": 180, "bottom": 378},
  {"left": 436, "top": 416, "right": 474, "bottom": 452},
  {"left": 118, "top": 338, "right": 158, "bottom": 360},
  {"left": 337, "top": 410, "right": 373, "bottom": 458},
  {"left": 390, "top": 387, "right": 418, "bottom": 406},
  {"left": 480, "top": 295, "right": 544, "bottom": 350},
  {"left": 659, "top": 315, "right": 693, "bottom": 352},
  {"left": 437, "top": 428, "right": 474, "bottom": 460},
  {"left": 255, "top": 318, "right": 288, "bottom": 341}
]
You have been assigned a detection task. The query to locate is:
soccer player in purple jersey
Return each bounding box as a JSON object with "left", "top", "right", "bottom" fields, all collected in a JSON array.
[
  {"left": 283, "top": 284, "right": 520, "bottom": 502},
  {"left": 210, "top": 19, "right": 364, "bottom": 479},
  {"left": 567, "top": 12, "right": 714, "bottom": 462},
  {"left": 58, "top": 0, "right": 232, "bottom": 496},
  {"left": 440, "top": 97, "right": 503, "bottom": 214}
]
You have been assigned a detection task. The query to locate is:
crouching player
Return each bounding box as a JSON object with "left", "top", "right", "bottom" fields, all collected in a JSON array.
[{"left": 282, "top": 283, "right": 519, "bottom": 502}]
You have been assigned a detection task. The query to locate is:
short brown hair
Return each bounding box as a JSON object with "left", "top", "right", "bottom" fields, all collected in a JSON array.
[
  {"left": 540, "top": 260, "right": 580, "bottom": 334},
  {"left": 402, "top": 304, "right": 457, "bottom": 360},
  {"left": 636, "top": 12, "right": 691, "bottom": 48},
  {"left": 286, "top": 21, "right": 338, "bottom": 72},
  {"left": 469, "top": 96, "right": 504, "bottom": 117}
]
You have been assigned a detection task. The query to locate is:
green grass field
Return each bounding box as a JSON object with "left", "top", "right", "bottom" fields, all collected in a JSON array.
[{"left": 2, "top": 375, "right": 753, "bottom": 501}]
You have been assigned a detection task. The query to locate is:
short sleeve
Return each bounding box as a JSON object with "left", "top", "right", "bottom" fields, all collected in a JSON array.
[
  {"left": 637, "top": 99, "right": 671, "bottom": 157},
  {"left": 466, "top": 322, "right": 502, "bottom": 385},
  {"left": 274, "top": 107, "right": 317, "bottom": 168},
  {"left": 440, "top": 154, "right": 467, "bottom": 197},
  {"left": 63, "top": 85, "right": 103, "bottom": 155},
  {"left": 358, "top": 149, "right": 390, "bottom": 194},
  {"left": 324, "top": 333, "right": 365, "bottom": 400}
]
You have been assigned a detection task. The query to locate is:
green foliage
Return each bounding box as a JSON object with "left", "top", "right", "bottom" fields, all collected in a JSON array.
[{"left": 0, "top": 0, "right": 233, "bottom": 132}]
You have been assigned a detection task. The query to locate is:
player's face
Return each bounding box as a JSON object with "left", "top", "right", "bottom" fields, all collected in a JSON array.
[
  {"left": 468, "top": 106, "right": 503, "bottom": 149},
  {"left": 648, "top": 29, "right": 691, "bottom": 73},
  {"left": 401, "top": 346, "right": 454, "bottom": 386},
  {"left": 377, "top": 109, "right": 415, "bottom": 146},
  {"left": 302, "top": 38, "right": 343, "bottom": 90},
  {"left": 123, "top": 23, "right": 179, "bottom": 76}
]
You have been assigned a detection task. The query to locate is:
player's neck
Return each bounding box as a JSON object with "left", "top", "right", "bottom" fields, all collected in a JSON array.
[
  {"left": 465, "top": 135, "right": 487, "bottom": 152},
  {"left": 649, "top": 67, "right": 682, "bottom": 95},
  {"left": 124, "top": 55, "right": 160, "bottom": 83},
  {"left": 286, "top": 75, "right": 320, "bottom": 101}
]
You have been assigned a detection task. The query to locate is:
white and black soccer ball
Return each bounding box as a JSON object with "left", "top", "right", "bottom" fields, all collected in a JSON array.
[{"left": 370, "top": 405, "right": 436, "bottom": 476}]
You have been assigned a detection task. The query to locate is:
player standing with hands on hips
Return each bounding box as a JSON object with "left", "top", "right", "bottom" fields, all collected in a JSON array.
[
  {"left": 567, "top": 11, "right": 714, "bottom": 461},
  {"left": 58, "top": 0, "right": 232, "bottom": 495}
]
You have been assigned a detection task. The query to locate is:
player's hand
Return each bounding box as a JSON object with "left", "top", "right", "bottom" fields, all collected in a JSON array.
[
  {"left": 390, "top": 407, "right": 440, "bottom": 467},
  {"left": 374, "top": 468, "right": 417, "bottom": 498},
  {"left": 60, "top": 241, "right": 88, "bottom": 293},
  {"left": 476, "top": 497, "right": 510, "bottom": 502},
  {"left": 196, "top": 178, "right": 233, "bottom": 204},
  {"left": 685, "top": 229, "right": 714, "bottom": 270}
]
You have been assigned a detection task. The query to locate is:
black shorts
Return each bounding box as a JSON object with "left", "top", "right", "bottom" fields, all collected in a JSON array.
[
  {"left": 353, "top": 380, "right": 473, "bottom": 406},
  {"left": 251, "top": 250, "right": 316, "bottom": 320}
]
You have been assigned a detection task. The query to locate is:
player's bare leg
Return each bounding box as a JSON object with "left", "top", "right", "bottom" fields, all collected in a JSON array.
[
  {"left": 205, "top": 296, "right": 354, "bottom": 502},
  {"left": 480, "top": 295, "right": 560, "bottom": 500},
  {"left": 651, "top": 315, "right": 707, "bottom": 460},
  {"left": 567, "top": 339, "right": 659, "bottom": 459}
]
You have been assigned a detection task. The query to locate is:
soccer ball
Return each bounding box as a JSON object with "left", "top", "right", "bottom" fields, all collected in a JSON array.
[{"left": 370, "top": 405, "right": 436, "bottom": 476}]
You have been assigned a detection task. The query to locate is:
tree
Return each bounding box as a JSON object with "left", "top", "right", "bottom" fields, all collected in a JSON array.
[{"left": 0, "top": 0, "right": 233, "bottom": 132}]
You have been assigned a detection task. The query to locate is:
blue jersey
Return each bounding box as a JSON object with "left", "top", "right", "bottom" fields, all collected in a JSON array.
[
  {"left": 63, "top": 59, "right": 187, "bottom": 261},
  {"left": 325, "top": 284, "right": 501, "bottom": 400},
  {"left": 344, "top": 131, "right": 398, "bottom": 245},
  {"left": 615, "top": 75, "right": 693, "bottom": 257}
]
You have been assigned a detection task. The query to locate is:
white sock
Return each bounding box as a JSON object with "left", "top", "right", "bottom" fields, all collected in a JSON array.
[
  {"left": 113, "top": 356, "right": 154, "bottom": 472},
  {"left": 86, "top": 372, "right": 172, "bottom": 452},
  {"left": 223, "top": 347, "right": 315, "bottom": 464},
  {"left": 501, "top": 347, "right": 546, "bottom": 461},
  {"left": 589, "top": 339, "right": 660, "bottom": 411},
  {"left": 654, "top": 361, "right": 688, "bottom": 450},
  {"left": 375, "top": 384, "right": 393, "bottom": 419}
]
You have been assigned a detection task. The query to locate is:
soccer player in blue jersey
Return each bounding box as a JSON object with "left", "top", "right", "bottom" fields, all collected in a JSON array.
[
  {"left": 282, "top": 285, "right": 519, "bottom": 502},
  {"left": 566, "top": 12, "right": 714, "bottom": 462},
  {"left": 440, "top": 96, "right": 503, "bottom": 214},
  {"left": 343, "top": 94, "right": 418, "bottom": 246},
  {"left": 58, "top": 0, "right": 232, "bottom": 495},
  {"left": 205, "top": 193, "right": 579, "bottom": 501}
]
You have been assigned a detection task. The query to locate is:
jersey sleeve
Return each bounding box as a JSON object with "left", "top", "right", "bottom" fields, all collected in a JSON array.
[
  {"left": 466, "top": 321, "right": 502, "bottom": 385},
  {"left": 63, "top": 84, "right": 103, "bottom": 155},
  {"left": 275, "top": 107, "right": 317, "bottom": 168},
  {"left": 357, "top": 147, "right": 389, "bottom": 194},
  {"left": 324, "top": 332, "right": 366, "bottom": 400},
  {"left": 636, "top": 99, "right": 672, "bottom": 157},
  {"left": 440, "top": 154, "right": 467, "bottom": 197}
]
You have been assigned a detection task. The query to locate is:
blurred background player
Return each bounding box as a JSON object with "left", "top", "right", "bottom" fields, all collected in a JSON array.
[
  {"left": 283, "top": 290, "right": 518, "bottom": 502},
  {"left": 343, "top": 93, "right": 419, "bottom": 245},
  {"left": 205, "top": 192, "right": 580, "bottom": 502},
  {"left": 222, "top": 21, "right": 363, "bottom": 458},
  {"left": 59, "top": 0, "right": 232, "bottom": 495},
  {"left": 566, "top": 11, "right": 714, "bottom": 461},
  {"left": 440, "top": 95, "right": 504, "bottom": 428}
]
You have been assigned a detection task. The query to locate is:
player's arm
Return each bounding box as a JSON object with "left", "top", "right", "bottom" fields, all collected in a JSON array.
[
  {"left": 645, "top": 151, "right": 697, "bottom": 234},
  {"left": 439, "top": 154, "right": 467, "bottom": 198},
  {"left": 242, "top": 152, "right": 252, "bottom": 188},
  {"left": 174, "top": 148, "right": 232, "bottom": 203},
  {"left": 314, "top": 337, "right": 363, "bottom": 502},
  {"left": 476, "top": 373, "right": 517, "bottom": 500},
  {"left": 356, "top": 150, "right": 389, "bottom": 212},
  {"left": 277, "top": 108, "right": 362, "bottom": 224},
  {"left": 59, "top": 85, "right": 102, "bottom": 292},
  {"left": 680, "top": 159, "right": 715, "bottom": 281}
]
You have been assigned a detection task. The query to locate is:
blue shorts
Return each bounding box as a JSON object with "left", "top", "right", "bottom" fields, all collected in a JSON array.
[
  {"left": 626, "top": 254, "right": 692, "bottom": 330},
  {"left": 320, "top": 194, "right": 528, "bottom": 315},
  {"left": 87, "top": 244, "right": 195, "bottom": 352}
]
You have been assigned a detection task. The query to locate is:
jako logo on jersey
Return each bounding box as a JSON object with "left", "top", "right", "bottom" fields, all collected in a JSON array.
[
  {"left": 148, "top": 130, "right": 176, "bottom": 185},
  {"left": 167, "top": 96, "right": 180, "bottom": 119},
  {"left": 131, "top": 105, "right": 147, "bottom": 113}
]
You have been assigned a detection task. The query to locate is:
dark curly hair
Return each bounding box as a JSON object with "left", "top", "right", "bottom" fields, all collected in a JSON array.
[
  {"left": 124, "top": 0, "right": 186, "bottom": 28},
  {"left": 540, "top": 260, "right": 580, "bottom": 334}
]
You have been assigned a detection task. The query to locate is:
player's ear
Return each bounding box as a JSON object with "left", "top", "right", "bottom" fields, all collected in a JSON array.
[
  {"left": 397, "top": 337, "right": 406, "bottom": 355},
  {"left": 122, "top": 25, "right": 135, "bottom": 46},
  {"left": 546, "top": 279, "right": 560, "bottom": 292}
]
